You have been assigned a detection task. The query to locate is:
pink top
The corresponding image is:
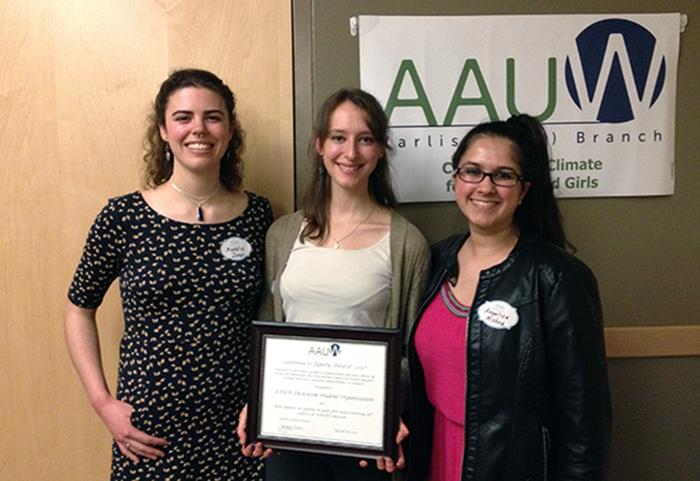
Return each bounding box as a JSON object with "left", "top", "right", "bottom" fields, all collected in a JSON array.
[{"left": 414, "top": 283, "right": 469, "bottom": 481}]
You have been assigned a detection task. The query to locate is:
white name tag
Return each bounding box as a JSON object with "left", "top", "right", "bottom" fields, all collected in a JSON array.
[
  {"left": 477, "top": 300, "right": 519, "bottom": 330},
  {"left": 220, "top": 236, "right": 252, "bottom": 261}
]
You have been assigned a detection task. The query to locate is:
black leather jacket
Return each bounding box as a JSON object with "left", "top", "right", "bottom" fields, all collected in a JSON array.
[{"left": 405, "top": 234, "right": 611, "bottom": 481}]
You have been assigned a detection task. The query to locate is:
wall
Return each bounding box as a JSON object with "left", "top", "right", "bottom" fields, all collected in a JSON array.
[
  {"left": 0, "top": 1, "right": 293, "bottom": 479},
  {"left": 292, "top": 0, "right": 700, "bottom": 479}
]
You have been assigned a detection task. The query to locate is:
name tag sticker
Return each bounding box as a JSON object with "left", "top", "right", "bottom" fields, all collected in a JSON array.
[
  {"left": 220, "top": 237, "right": 252, "bottom": 261},
  {"left": 477, "top": 300, "right": 519, "bottom": 330}
]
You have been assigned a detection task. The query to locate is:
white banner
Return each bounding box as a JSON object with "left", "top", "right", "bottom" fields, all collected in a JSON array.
[{"left": 359, "top": 14, "right": 681, "bottom": 201}]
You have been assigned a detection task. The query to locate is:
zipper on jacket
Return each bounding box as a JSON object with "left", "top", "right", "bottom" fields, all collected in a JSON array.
[
  {"left": 459, "top": 298, "right": 470, "bottom": 479},
  {"left": 541, "top": 425, "right": 550, "bottom": 481}
]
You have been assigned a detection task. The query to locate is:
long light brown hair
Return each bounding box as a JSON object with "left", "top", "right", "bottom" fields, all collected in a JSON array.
[{"left": 300, "top": 88, "right": 397, "bottom": 243}]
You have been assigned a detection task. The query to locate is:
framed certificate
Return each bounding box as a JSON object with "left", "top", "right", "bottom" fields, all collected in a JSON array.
[{"left": 245, "top": 321, "right": 401, "bottom": 459}]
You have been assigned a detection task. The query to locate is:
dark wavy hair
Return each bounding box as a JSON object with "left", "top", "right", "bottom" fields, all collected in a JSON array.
[
  {"left": 300, "top": 88, "right": 398, "bottom": 242},
  {"left": 451, "top": 114, "right": 570, "bottom": 250},
  {"left": 142, "top": 68, "right": 244, "bottom": 192}
]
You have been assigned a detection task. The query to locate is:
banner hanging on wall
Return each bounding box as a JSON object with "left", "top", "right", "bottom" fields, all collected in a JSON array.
[{"left": 359, "top": 14, "right": 681, "bottom": 201}]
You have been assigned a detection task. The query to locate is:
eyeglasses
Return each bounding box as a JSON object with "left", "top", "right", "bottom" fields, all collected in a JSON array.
[{"left": 453, "top": 166, "right": 524, "bottom": 187}]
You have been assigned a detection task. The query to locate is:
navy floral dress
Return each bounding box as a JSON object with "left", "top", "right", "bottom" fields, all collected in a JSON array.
[{"left": 68, "top": 191, "right": 272, "bottom": 480}]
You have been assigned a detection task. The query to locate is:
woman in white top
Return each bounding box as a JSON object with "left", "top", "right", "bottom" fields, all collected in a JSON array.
[{"left": 238, "top": 88, "right": 430, "bottom": 480}]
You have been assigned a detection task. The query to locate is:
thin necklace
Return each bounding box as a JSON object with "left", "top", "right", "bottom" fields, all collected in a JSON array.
[
  {"left": 330, "top": 205, "right": 376, "bottom": 249},
  {"left": 171, "top": 182, "right": 221, "bottom": 222}
]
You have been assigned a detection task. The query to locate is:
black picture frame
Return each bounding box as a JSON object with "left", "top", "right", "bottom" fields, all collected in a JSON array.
[{"left": 246, "top": 320, "right": 401, "bottom": 459}]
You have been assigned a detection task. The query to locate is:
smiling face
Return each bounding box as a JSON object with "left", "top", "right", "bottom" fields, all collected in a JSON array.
[
  {"left": 158, "top": 87, "right": 233, "bottom": 176},
  {"left": 315, "top": 101, "right": 385, "bottom": 196},
  {"left": 454, "top": 135, "right": 530, "bottom": 236}
]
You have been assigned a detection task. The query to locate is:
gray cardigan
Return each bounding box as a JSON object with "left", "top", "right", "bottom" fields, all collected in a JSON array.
[{"left": 258, "top": 209, "right": 430, "bottom": 350}]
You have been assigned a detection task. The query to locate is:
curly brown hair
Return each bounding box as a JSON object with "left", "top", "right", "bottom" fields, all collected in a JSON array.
[{"left": 142, "top": 69, "right": 245, "bottom": 191}]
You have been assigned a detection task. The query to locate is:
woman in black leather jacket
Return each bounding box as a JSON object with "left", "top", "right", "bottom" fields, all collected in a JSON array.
[{"left": 405, "top": 115, "right": 611, "bottom": 481}]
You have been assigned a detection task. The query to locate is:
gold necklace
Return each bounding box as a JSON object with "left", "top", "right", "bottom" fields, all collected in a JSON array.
[
  {"left": 171, "top": 182, "right": 221, "bottom": 222},
  {"left": 330, "top": 206, "right": 376, "bottom": 249}
]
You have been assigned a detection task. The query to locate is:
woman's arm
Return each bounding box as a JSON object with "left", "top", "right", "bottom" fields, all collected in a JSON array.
[
  {"left": 64, "top": 300, "right": 168, "bottom": 463},
  {"left": 257, "top": 212, "right": 302, "bottom": 322},
  {"left": 545, "top": 264, "right": 611, "bottom": 480},
  {"left": 369, "top": 216, "right": 429, "bottom": 472}
]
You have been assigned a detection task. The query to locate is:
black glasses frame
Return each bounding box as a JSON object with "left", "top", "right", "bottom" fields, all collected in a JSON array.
[{"left": 452, "top": 167, "right": 525, "bottom": 187}]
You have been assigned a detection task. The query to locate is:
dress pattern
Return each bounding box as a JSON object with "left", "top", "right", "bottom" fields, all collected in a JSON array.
[{"left": 68, "top": 191, "right": 272, "bottom": 480}]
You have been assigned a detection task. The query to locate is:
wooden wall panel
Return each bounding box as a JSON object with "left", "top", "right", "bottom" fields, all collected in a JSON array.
[
  {"left": 166, "top": 0, "right": 295, "bottom": 216},
  {"left": 605, "top": 326, "right": 700, "bottom": 358},
  {"left": 0, "top": 1, "right": 293, "bottom": 479}
]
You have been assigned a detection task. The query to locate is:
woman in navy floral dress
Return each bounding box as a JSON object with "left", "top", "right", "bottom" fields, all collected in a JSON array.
[{"left": 65, "top": 69, "right": 272, "bottom": 480}]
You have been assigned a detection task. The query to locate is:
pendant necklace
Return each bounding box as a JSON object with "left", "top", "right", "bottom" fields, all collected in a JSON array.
[
  {"left": 171, "top": 182, "right": 221, "bottom": 222},
  {"left": 330, "top": 205, "right": 376, "bottom": 249}
]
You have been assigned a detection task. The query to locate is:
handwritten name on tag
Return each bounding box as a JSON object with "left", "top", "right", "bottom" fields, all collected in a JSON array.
[
  {"left": 477, "top": 300, "right": 519, "bottom": 330},
  {"left": 220, "top": 237, "right": 252, "bottom": 261}
]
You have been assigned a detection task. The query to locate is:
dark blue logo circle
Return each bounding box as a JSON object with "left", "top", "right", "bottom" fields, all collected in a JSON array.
[{"left": 565, "top": 18, "right": 666, "bottom": 123}]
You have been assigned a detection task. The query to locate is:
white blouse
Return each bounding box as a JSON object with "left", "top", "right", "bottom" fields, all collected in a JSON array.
[{"left": 280, "top": 232, "right": 391, "bottom": 328}]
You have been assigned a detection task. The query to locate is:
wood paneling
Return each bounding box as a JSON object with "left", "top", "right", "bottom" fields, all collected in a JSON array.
[
  {"left": 0, "top": 1, "right": 292, "bottom": 479},
  {"left": 166, "top": 0, "right": 294, "bottom": 215},
  {"left": 605, "top": 326, "right": 700, "bottom": 358}
]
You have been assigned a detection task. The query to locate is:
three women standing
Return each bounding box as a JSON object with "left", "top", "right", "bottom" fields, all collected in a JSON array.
[
  {"left": 65, "top": 69, "right": 271, "bottom": 480},
  {"left": 405, "top": 115, "right": 611, "bottom": 481},
  {"left": 65, "top": 68, "right": 609, "bottom": 480}
]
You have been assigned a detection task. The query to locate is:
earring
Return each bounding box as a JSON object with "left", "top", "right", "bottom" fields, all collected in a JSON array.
[
  {"left": 318, "top": 166, "right": 325, "bottom": 175},
  {"left": 165, "top": 143, "right": 172, "bottom": 163}
]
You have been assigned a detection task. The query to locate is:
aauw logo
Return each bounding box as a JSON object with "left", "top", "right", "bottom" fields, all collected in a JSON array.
[
  {"left": 308, "top": 343, "right": 342, "bottom": 356},
  {"left": 565, "top": 18, "right": 667, "bottom": 124}
]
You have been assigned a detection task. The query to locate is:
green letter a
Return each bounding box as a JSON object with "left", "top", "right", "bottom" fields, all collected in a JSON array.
[
  {"left": 385, "top": 60, "right": 438, "bottom": 126},
  {"left": 443, "top": 59, "right": 498, "bottom": 125}
]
